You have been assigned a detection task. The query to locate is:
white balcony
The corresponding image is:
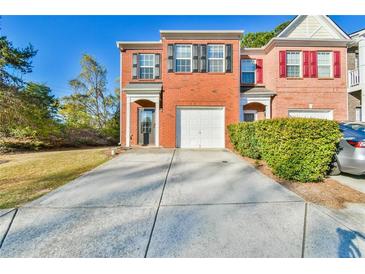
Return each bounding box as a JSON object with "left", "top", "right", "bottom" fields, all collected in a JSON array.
[{"left": 348, "top": 69, "right": 361, "bottom": 92}]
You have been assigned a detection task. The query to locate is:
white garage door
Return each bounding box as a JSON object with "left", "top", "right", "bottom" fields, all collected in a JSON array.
[
  {"left": 176, "top": 107, "right": 225, "bottom": 148},
  {"left": 288, "top": 109, "right": 333, "bottom": 120}
]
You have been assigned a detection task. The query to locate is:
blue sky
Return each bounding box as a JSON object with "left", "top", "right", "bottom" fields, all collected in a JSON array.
[{"left": 1, "top": 15, "right": 365, "bottom": 98}]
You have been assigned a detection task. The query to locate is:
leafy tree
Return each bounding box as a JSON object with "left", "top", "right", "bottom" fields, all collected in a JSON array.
[
  {"left": 0, "top": 31, "right": 37, "bottom": 137},
  {"left": 102, "top": 85, "right": 120, "bottom": 140},
  {"left": 64, "top": 54, "right": 114, "bottom": 130},
  {"left": 0, "top": 82, "right": 60, "bottom": 138},
  {"left": 23, "top": 82, "right": 59, "bottom": 119},
  {"left": 59, "top": 93, "right": 93, "bottom": 128},
  {"left": 0, "top": 35, "right": 37, "bottom": 88},
  {"left": 241, "top": 20, "right": 291, "bottom": 48}
]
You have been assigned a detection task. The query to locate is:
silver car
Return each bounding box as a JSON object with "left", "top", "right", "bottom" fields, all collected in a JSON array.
[{"left": 330, "top": 123, "right": 365, "bottom": 175}]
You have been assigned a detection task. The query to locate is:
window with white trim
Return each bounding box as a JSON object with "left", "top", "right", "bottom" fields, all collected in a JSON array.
[
  {"left": 139, "top": 54, "right": 154, "bottom": 79},
  {"left": 317, "top": 52, "right": 332, "bottom": 78},
  {"left": 175, "top": 45, "right": 192, "bottom": 72},
  {"left": 286, "top": 51, "right": 301, "bottom": 77},
  {"left": 241, "top": 59, "right": 256, "bottom": 84},
  {"left": 207, "top": 44, "right": 225, "bottom": 72}
]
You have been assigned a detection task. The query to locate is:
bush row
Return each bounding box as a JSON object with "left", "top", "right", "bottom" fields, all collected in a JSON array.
[
  {"left": 0, "top": 128, "right": 118, "bottom": 153},
  {"left": 228, "top": 118, "right": 342, "bottom": 182}
]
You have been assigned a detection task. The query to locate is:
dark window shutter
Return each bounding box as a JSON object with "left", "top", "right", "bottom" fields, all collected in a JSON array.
[
  {"left": 192, "top": 44, "right": 199, "bottom": 72},
  {"left": 333, "top": 51, "right": 341, "bottom": 78},
  {"left": 132, "top": 53, "right": 138, "bottom": 79},
  {"left": 155, "top": 54, "right": 160, "bottom": 79},
  {"left": 167, "top": 44, "right": 174, "bottom": 73},
  {"left": 310, "top": 51, "right": 318, "bottom": 78},
  {"left": 199, "top": 44, "right": 207, "bottom": 72},
  {"left": 303, "top": 51, "right": 310, "bottom": 78},
  {"left": 279, "top": 50, "right": 286, "bottom": 78},
  {"left": 256, "top": 59, "right": 263, "bottom": 84},
  {"left": 225, "top": 44, "right": 232, "bottom": 73}
]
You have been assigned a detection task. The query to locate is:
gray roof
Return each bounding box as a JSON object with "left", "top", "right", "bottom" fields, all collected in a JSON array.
[
  {"left": 125, "top": 83, "right": 162, "bottom": 90},
  {"left": 241, "top": 87, "right": 276, "bottom": 96}
]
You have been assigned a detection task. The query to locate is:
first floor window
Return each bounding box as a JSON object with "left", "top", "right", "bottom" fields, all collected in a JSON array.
[
  {"left": 317, "top": 51, "right": 332, "bottom": 78},
  {"left": 207, "top": 44, "right": 225, "bottom": 72},
  {"left": 175, "top": 45, "right": 192, "bottom": 72},
  {"left": 241, "top": 59, "right": 256, "bottom": 84},
  {"left": 139, "top": 54, "right": 154, "bottom": 79},
  {"left": 286, "top": 51, "right": 301, "bottom": 77}
]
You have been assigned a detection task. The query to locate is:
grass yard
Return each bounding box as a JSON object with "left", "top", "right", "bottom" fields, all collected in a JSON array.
[{"left": 0, "top": 147, "right": 113, "bottom": 209}]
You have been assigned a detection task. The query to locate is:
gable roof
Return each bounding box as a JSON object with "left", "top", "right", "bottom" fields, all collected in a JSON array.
[{"left": 277, "top": 15, "right": 350, "bottom": 40}]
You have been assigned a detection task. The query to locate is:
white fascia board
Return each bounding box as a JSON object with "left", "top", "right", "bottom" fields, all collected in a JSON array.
[
  {"left": 160, "top": 30, "right": 244, "bottom": 34},
  {"left": 116, "top": 40, "right": 162, "bottom": 49}
]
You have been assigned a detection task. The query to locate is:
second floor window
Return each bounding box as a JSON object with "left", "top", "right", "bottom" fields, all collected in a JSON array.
[
  {"left": 286, "top": 51, "right": 301, "bottom": 77},
  {"left": 207, "top": 45, "right": 224, "bottom": 72},
  {"left": 241, "top": 59, "right": 256, "bottom": 84},
  {"left": 317, "top": 52, "right": 332, "bottom": 78},
  {"left": 175, "top": 45, "right": 192, "bottom": 72},
  {"left": 139, "top": 54, "right": 155, "bottom": 79}
]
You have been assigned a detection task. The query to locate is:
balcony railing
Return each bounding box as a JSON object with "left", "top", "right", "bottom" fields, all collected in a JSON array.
[{"left": 348, "top": 69, "right": 360, "bottom": 88}]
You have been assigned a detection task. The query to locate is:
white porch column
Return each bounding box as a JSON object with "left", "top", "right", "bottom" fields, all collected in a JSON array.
[
  {"left": 239, "top": 97, "right": 247, "bottom": 121},
  {"left": 265, "top": 100, "right": 271, "bottom": 119},
  {"left": 155, "top": 100, "right": 160, "bottom": 147},
  {"left": 359, "top": 38, "right": 365, "bottom": 122},
  {"left": 126, "top": 96, "right": 131, "bottom": 147}
]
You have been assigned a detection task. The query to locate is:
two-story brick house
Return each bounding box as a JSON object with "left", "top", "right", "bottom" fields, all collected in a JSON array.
[{"left": 117, "top": 15, "right": 351, "bottom": 149}]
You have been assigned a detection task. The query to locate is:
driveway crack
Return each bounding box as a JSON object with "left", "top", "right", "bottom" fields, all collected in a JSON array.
[
  {"left": 144, "top": 149, "right": 175, "bottom": 258},
  {"left": 301, "top": 202, "right": 308, "bottom": 258},
  {"left": 0, "top": 208, "right": 18, "bottom": 250}
]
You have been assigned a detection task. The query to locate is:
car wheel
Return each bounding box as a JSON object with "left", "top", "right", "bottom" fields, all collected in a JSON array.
[{"left": 329, "top": 160, "right": 341, "bottom": 176}]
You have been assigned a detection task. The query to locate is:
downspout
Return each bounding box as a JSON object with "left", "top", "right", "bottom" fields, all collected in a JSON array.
[
  {"left": 119, "top": 49, "right": 123, "bottom": 146},
  {"left": 359, "top": 38, "right": 365, "bottom": 122}
]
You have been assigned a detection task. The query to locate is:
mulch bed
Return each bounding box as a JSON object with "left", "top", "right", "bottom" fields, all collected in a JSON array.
[{"left": 241, "top": 155, "right": 365, "bottom": 209}]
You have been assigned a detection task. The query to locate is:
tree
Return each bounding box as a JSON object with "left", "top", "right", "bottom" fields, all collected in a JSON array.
[
  {"left": 63, "top": 54, "right": 114, "bottom": 129},
  {"left": 241, "top": 20, "right": 291, "bottom": 48},
  {"left": 59, "top": 93, "right": 93, "bottom": 128},
  {"left": 0, "top": 32, "right": 37, "bottom": 137},
  {"left": 0, "top": 35, "right": 37, "bottom": 88},
  {"left": 0, "top": 82, "right": 59, "bottom": 138},
  {"left": 23, "top": 82, "right": 58, "bottom": 119}
]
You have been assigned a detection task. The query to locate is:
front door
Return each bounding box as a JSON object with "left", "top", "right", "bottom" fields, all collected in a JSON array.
[{"left": 138, "top": 108, "right": 155, "bottom": 146}]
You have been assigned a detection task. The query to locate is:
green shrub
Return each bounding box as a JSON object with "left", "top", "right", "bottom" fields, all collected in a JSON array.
[
  {"left": 228, "top": 118, "right": 341, "bottom": 182},
  {"left": 0, "top": 137, "right": 46, "bottom": 153},
  {"left": 228, "top": 123, "right": 261, "bottom": 159}
]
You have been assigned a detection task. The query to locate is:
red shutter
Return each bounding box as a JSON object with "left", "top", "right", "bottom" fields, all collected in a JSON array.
[
  {"left": 303, "top": 51, "right": 310, "bottom": 78},
  {"left": 310, "top": 51, "right": 318, "bottom": 78},
  {"left": 333, "top": 51, "right": 341, "bottom": 78},
  {"left": 256, "top": 59, "right": 263, "bottom": 84},
  {"left": 279, "top": 51, "right": 286, "bottom": 78}
]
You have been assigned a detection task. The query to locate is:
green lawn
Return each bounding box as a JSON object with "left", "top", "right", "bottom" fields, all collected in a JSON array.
[{"left": 0, "top": 148, "right": 113, "bottom": 209}]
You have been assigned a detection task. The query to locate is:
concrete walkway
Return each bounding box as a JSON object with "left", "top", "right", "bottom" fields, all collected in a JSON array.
[{"left": 0, "top": 149, "right": 364, "bottom": 257}]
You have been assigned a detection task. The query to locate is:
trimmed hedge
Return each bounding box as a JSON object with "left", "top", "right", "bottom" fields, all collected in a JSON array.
[{"left": 228, "top": 118, "right": 342, "bottom": 182}]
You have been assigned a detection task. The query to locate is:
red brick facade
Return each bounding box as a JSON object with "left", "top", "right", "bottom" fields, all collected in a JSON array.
[
  {"left": 119, "top": 31, "right": 349, "bottom": 148},
  {"left": 241, "top": 46, "right": 348, "bottom": 121},
  {"left": 120, "top": 38, "right": 240, "bottom": 148}
]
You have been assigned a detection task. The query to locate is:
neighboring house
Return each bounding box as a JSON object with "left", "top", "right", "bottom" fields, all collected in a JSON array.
[
  {"left": 116, "top": 15, "right": 352, "bottom": 149},
  {"left": 347, "top": 29, "right": 365, "bottom": 122},
  {"left": 241, "top": 15, "right": 350, "bottom": 122}
]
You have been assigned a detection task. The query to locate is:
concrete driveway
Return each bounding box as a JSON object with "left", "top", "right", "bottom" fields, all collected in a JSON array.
[{"left": 0, "top": 149, "right": 364, "bottom": 257}]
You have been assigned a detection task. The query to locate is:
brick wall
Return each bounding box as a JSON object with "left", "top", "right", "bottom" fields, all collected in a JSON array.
[
  {"left": 120, "top": 39, "right": 241, "bottom": 148},
  {"left": 242, "top": 46, "right": 348, "bottom": 121}
]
